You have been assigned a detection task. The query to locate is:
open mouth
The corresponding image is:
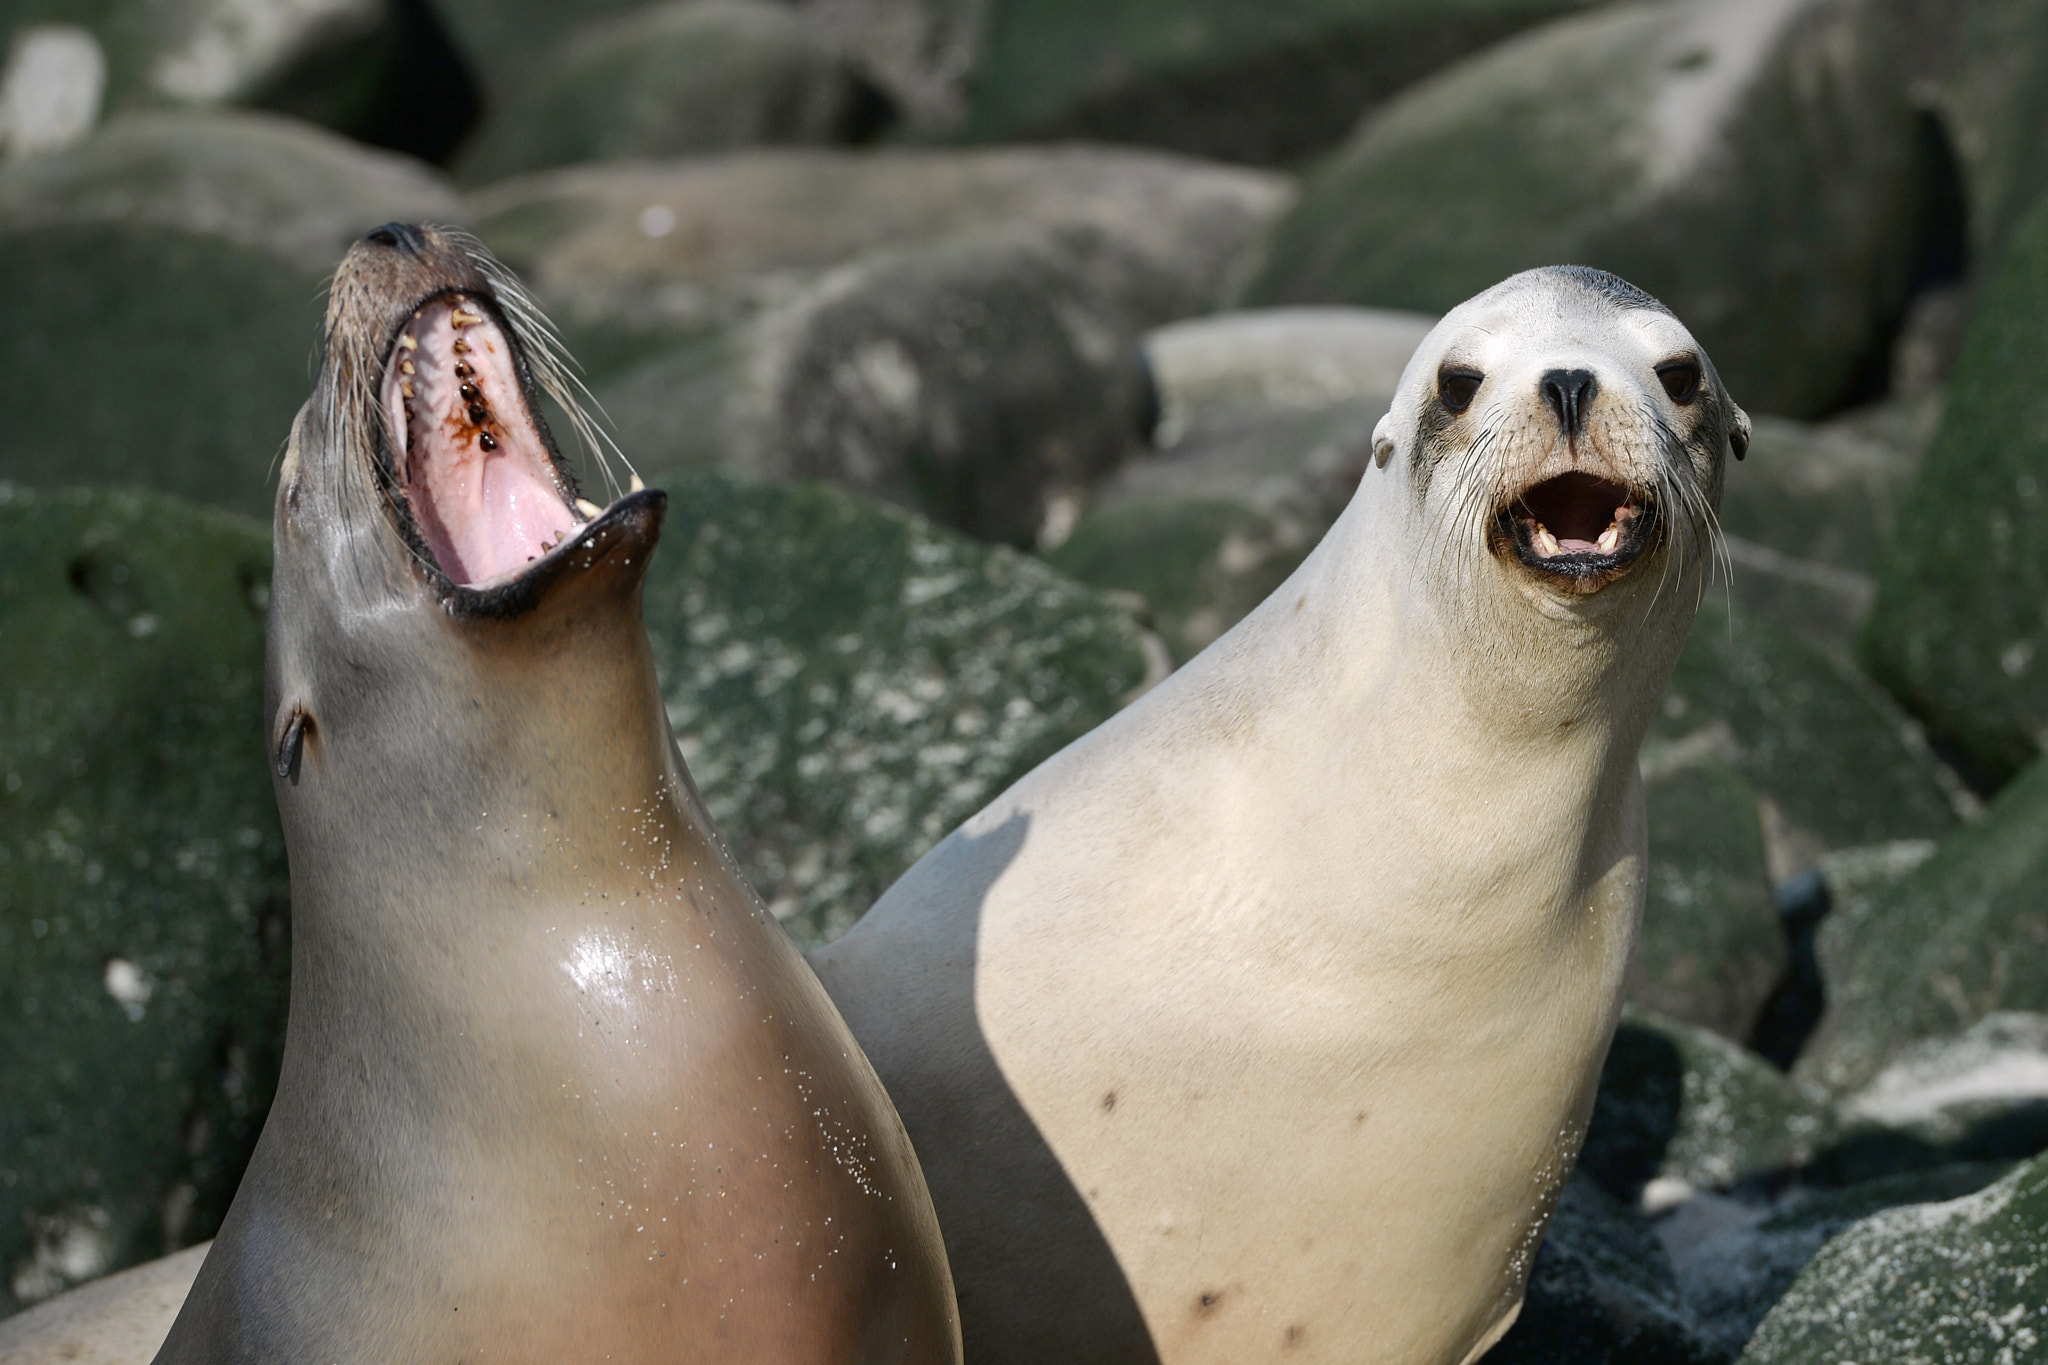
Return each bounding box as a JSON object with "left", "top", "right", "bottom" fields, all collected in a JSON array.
[
  {"left": 379, "top": 293, "right": 601, "bottom": 589},
  {"left": 1495, "top": 472, "right": 1656, "bottom": 582}
]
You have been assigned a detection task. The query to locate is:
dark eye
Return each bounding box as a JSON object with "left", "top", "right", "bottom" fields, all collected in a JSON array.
[
  {"left": 1655, "top": 359, "right": 1701, "bottom": 404},
  {"left": 1438, "top": 366, "right": 1483, "bottom": 413}
]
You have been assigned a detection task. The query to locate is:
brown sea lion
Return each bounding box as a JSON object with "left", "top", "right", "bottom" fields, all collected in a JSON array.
[
  {"left": 75, "top": 222, "right": 960, "bottom": 1363},
  {"left": 811, "top": 266, "right": 1748, "bottom": 1364}
]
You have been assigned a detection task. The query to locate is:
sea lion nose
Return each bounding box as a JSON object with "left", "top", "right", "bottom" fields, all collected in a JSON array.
[
  {"left": 364, "top": 222, "right": 426, "bottom": 254},
  {"left": 1539, "top": 368, "right": 1598, "bottom": 435}
]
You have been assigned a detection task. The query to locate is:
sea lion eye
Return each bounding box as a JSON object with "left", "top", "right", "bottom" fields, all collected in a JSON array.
[
  {"left": 1655, "top": 359, "right": 1701, "bottom": 404},
  {"left": 1438, "top": 367, "right": 1483, "bottom": 413}
]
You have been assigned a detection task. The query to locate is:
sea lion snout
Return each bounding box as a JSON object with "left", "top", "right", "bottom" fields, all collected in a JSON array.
[{"left": 1537, "top": 367, "right": 1597, "bottom": 437}]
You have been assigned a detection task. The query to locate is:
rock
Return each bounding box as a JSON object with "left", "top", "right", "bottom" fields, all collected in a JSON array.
[
  {"left": 468, "top": 145, "right": 1295, "bottom": 379},
  {"left": 1, "top": 0, "right": 477, "bottom": 162},
  {"left": 1840, "top": 1013, "right": 2048, "bottom": 1155},
  {"left": 0, "top": 485, "right": 285, "bottom": 1318},
  {"left": 1861, "top": 194, "right": 2048, "bottom": 793},
  {"left": 1142, "top": 305, "right": 1433, "bottom": 443},
  {"left": 1737, "top": 1151, "right": 2048, "bottom": 1363},
  {"left": 455, "top": 1, "right": 890, "bottom": 185},
  {"left": 793, "top": 0, "right": 981, "bottom": 131},
  {"left": 1714, "top": 403, "right": 1933, "bottom": 653},
  {"left": 1243, "top": 0, "right": 1930, "bottom": 419},
  {"left": 599, "top": 227, "right": 1159, "bottom": 547},
  {"left": 1580, "top": 1008, "right": 1837, "bottom": 1204},
  {"left": 0, "top": 109, "right": 463, "bottom": 521},
  {"left": 1633, "top": 758, "right": 1786, "bottom": 1043},
  {"left": 1488, "top": 1172, "right": 1725, "bottom": 1365},
  {"left": 952, "top": 0, "right": 1610, "bottom": 165},
  {"left": 1800, "top": 755, "right": 2048, "bottom": 1097},
  {"left": 0, "top": 25, "right": 104, "bottom": 159},
  {"left": 1667, "top": 1162, "right": 2016, "bottom": 1358},
  {"left": 1042, "top": 307, "right": 1428, "bottom": 662},
  {"left": 0, "top": 1240, "right": 203, "bottom": 1360},
  {"left": 1900, "top": 0, "right": 2048, "bottom": 267},
  {"left": 643, "top": 470, "right": 1157, "bottom": 946},
  {"left": 1649, "top": 597, "right": 1959, "bottom": 888}
]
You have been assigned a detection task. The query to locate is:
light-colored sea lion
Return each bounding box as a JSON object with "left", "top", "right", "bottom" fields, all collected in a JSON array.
[
  {"left": 7, "top": 223, "right": 962, "bottom": 1364},
  {"left": 811, "top": 265, "right": 1748, "bottom": 1365}
]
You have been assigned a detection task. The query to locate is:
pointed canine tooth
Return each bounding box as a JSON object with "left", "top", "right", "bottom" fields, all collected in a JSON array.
[
  {"left": 1534, "top": 525, "right": 1562, "bottom": 558},
  {"left": 451, "top": 308, "right": 483, "bottom": 328},
  {"left": 575, "top": 498, "right": 603, "bottom": 519},
  {"left": 629, "top": 473, "right": 646, "bottom": 493},
  {"left": 398, "top": 333, "right": 417, "bottom": 351},
  {"left": 400, "top": 359, "right": 414, "bottom": 375},
  {"left": 1597, "top": 523, "right": 1622, "bottom": 554}
]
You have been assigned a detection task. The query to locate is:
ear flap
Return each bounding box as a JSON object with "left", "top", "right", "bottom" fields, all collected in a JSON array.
[
  {"left": 1371, "top": 413, "right": 1396, "bottom": 469},
  {"left": 1728, "top": 404, "right": 1751, "bottom": 461}
]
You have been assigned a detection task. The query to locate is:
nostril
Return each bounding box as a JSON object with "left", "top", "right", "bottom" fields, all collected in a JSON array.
[
  {"left": 365, "top": 222, "right": 425, "bottom": 253},
  {"left": 1539, "top": 368, "right": 1598, "bottom": 434}
]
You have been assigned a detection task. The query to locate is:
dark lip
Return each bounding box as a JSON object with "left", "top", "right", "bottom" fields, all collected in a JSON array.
[
  {"left": 442, "top": 488, "right": 665, "bottom": 619},
  {"left": 1491, "top": 484, "right": 1659, "bottom": 585}
]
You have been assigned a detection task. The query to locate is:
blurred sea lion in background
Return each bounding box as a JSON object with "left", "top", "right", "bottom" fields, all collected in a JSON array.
[
  {"left": 0, "top": 223, "right": 960, "bottom": 1365},
  {"left": 812, "top": 266, "right": 1748, "bottom": 1365}
]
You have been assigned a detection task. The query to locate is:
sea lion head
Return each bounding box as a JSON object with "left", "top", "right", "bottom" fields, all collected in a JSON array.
[
  {"left": 1370, "top": 265, "right": 1749, "bottom": 605},
  {"left": 268, "top": 222, "right": 653, "bottom": 783}
]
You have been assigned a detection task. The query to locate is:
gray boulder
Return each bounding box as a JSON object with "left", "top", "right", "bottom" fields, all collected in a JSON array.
[
  {"left": 1737, "top": 1151, "right": 2048, "bottom": 1364},
  {"left": 1715, "top": 403, "right": 1934, "bottom": 653},
  {"left": 1243, "top": 0, "right": 1929, "bottom": 419},
  {"left": 951, "top": 0, "right": 1609, "bottom": 164},
  {"left": 1633, "top": 757, "right": 1785, "bottom": 1044},
  {"left": 1045, "top": 307, "right": 1430, "bottom": 662},
  {"left": 456, "top": 1, "right": 889, "bottom": 184},
  {"left": 1861, "top": 194, "right": 2048, "bottom": 792},
  {"left": 1800, "top": 754, "right": 2048, "bottom": 1097},
  {"left": 0, "top": 486, "right": 284, "bottom": 1317},
  {"left": 0, "top": 109, "right": 463, "bottom": 520},
  {"left": 599, "top": 227, "right": 1160, "bottom": 547},
  {"left": 468, "top": 145, "right": 1295, "bottom": 377},
  {"left": 1650, "top": 598, "right": 1958, "bottom": 888}
]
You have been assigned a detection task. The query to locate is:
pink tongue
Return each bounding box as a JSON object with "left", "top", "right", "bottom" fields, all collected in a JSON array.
[
  {"left": 1556, "top": 537, "right": 1599, "bottom": 554},
  {"left": 380, "top": 297, "right": 580, "bottom": 585}
]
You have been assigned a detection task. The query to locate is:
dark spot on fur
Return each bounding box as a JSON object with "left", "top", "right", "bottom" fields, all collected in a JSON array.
[
  {"left": 1195, "top": 1290, "right": 1224, "bottom": 1314},
  {"left": 1285, "top": 1324, "right": 1306, "bottom": 1347},
  {"left": 1102, "top": 1091, "right": 1116, "bottom": 1112}
]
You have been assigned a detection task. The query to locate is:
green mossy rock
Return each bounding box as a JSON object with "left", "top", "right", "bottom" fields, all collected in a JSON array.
[
  {"left": 955, "top": 0, "right": 1605, "bottom": 165},
  {"left": 469, "top": 147, "right": 1294, "bottom": 381},
  {"left": 1800, "top": 757, "right": 2048, "bottom": 1097},
  {"left": 0, "top": 485, "right": 283, "bottom": 1316},
  {"left": 1911, "top": 0, "right": 2048, "bottom": 265},
  {"left": 1633, "top": 758, "right": 1784, "bottom": 1043},
  {"left": 0, "top": 110, "right": 462, "bottom": 521},
  {"left": 1715, "top": 407, "right": 1931, "bottom": 653},
  {"left": 1861, "top": 194, "right": 2048, "bottom": 793},
  {"left": 1649, "top": 598, "right": 1957, "bottom": 885},
  {"left": 1243, "top": 0, "right": 1926, "bottom": 418},
  {"left": 644, "top": 470, "right": 1155, "bottom": 947},
  {"left": 1581, "top": 1008, "right": 1836, "bottom": 1201},
  {"left": 599, "top": 228, "right": 1159, "bottom": 547},
  {"left": 456, "top": 1, "right": 887, "bottom": 185},
  {"left": 1737, "top": 1152, "right": 2048, "bottom": 1364}
]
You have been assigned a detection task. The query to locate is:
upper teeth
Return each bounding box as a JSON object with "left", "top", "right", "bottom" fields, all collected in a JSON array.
[
  {"left": 1534, "top": 525, "right": 1562, "bottom": 557},
  {"left": 1597, "top": 523, "right": 1622, "bottom": 554}
]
